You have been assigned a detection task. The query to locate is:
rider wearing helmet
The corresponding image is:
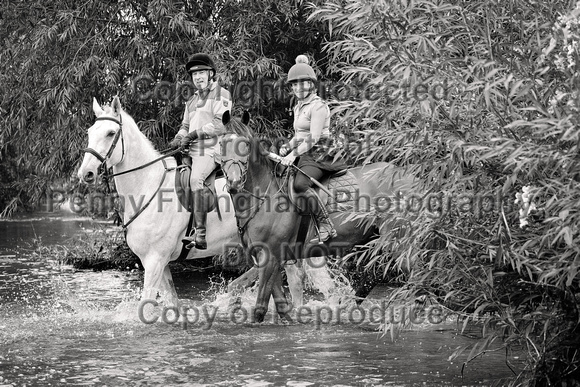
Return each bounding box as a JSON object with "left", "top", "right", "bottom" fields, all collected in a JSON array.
[
  {"left": 169, "top": 53, "right": 232, "bottom": 249},
  {"left": 279, "top": 55, "right": 347, "bottom": 243}
]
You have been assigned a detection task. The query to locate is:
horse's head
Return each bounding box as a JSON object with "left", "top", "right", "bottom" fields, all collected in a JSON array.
[
  {"left": 78, "top": 97, "right": 125, "bottom": 184},
  {"left": 221, "top": 111, "right": 278, "bottom": 194},
  {"left": 221, "top": 111, "right": 252, "bottom": 194}
]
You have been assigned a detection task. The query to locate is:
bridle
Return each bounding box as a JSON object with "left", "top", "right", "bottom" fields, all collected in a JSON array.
[
  {"left": 221, "top": 158, "right": 248, "bottom": 191},
  {"left": 83, "top": 115, "right": 125, "bottom": 175},
  {"left": 82, "top": 113, "right": 180, "bottom": 229}
]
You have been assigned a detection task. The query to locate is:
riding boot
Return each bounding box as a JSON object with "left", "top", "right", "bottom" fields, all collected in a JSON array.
[
  {"left": 303, "top": 188, "right": 337, "bottom": 243},
  {"left": 183, "top": 209, "right": 207, "bottom": 249},
  {"left": 182, "top": 188, "right": 208, "bottom": 249},
  {"left": 192, "top": 210, "right": 207, "bottom": 250}
]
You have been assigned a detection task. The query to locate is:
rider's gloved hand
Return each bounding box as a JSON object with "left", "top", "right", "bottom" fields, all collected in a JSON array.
[
  {"left": 279, "top": 144, "right": 290, "bottom": 157},
  {"left": 280, "top": 154, "right": 296, "bottom": 166},
  {"left": 168, "top": 134, "right": 183, "bottom": 150},
  {"left": 180, "top": 131, "right": 199, "bottom": 150}
]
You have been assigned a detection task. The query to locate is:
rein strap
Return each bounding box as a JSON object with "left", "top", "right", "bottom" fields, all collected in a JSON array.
[
  {"left": 122, "top": 159, "right": 171, "bottom": 229},
  {"left": 82, "top": 115, "right": 180, "bottom": 229}
]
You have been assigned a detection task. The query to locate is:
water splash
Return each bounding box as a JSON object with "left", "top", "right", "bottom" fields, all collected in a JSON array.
[{"left": 0, "top": 215, "right": 524, "bottom": 386}]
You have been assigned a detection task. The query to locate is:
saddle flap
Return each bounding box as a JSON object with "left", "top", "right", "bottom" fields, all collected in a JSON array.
[
  {"left": 175, "top": 163, "right": 219, "bottom": 213},
  {"left": 287, "top": 170, "right": 355, "bottom": 214},
  {"left": 175, "top": 165, "right": 193, "bottom": 212}
]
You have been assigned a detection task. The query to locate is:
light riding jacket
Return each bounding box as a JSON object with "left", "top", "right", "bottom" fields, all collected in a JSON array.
[
  {"left": 290, "top": 94, "right": 331, "bottom": 156},
  {"left": 177, "top": 80, "right": 231, "bottom": 157}
]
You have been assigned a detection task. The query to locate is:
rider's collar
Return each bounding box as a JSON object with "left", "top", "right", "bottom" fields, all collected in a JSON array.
[
  {"left": 295, "top": 93, "right": 319, "bottom": 108},
  {"left": 197, "top": 80, "right": 217, "bottom": 96}
]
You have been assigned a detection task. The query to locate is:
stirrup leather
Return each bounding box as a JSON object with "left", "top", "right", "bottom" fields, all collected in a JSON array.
[{"left": 310, "top": 218, "right": 337, "bottom": 244}]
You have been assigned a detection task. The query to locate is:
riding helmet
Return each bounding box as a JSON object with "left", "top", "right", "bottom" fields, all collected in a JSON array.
[
  {"left": 186, "top": 53, "right": 216, "bottom": 74},
  {"left": 287, "top": 55, "right": 317, "bottom": 83}
]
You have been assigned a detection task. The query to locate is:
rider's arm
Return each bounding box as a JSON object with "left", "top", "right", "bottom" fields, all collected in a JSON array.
[
  {"left": 287, "top": 136, "right": 299, "bottom": 150},
  {"left": 176, "top": 101, "right": 191, "bottom": 138}
]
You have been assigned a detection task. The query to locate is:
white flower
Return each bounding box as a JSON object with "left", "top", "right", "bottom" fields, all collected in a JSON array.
[{"left": 516, "top": 186, "right": 537, "bottom": 228}]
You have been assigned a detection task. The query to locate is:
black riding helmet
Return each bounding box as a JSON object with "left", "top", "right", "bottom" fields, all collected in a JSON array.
[{"left": 186, "top": 53, "right": 216, "bottom": 78}]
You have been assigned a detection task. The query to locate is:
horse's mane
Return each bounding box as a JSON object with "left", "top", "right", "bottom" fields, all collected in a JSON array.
[
  {"left": 224, "top": 115, "right": 276, "bottom": 169},
  {"left": 100, "top": 103, "right": 160, "bottom": 157},
  {"left": 224, "top": 114, "right": 254, "bottom": 138}
]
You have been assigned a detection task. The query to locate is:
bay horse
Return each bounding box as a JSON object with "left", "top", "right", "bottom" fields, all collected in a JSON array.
[
  {"left": 77, "top": 97, "right": 238, "bottom": 306},
  {"left": 220, "top": 111, "right": 421, "bottom": 322},
  {"left": 77, "top": 97, "right": 338, "bottom": 308}
]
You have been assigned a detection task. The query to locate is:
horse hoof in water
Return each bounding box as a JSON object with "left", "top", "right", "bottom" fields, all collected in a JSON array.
[
  {"left": 277, "top": 304, "right": 294, "bottom": 324},
  {"left": 254, "top": 306, "right": 267, "bottom": 323},
  {"left": 276, "top": 300, "right": 293, "bottom": 316}
]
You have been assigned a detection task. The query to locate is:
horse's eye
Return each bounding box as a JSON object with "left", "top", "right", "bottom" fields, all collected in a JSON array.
[{"left": 107, "top": 131, "right": 116, "bottom": 137}]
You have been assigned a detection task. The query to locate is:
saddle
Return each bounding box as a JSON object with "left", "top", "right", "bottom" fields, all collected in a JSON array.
[
  {"left": 174, "top": 155, "right": 222, "bottom": 214},
  {"left": 174, "top": 155, "right": 223, "bottom": 260},
  {"left": 287, "top": 168, "right": 356, "bottom": 215}
]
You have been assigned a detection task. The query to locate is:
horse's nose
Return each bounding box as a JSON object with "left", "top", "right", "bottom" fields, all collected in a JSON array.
[
  {"left": 227, "top": 182, "right": 238, "bottom": 194},
  {"left": 226, "top": 178, "right": 240, "bottom": 194},
  {"left": 81, "top": 171, "right": 95, "bottom": 184}
]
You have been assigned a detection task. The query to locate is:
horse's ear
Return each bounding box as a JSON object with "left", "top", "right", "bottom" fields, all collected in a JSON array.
[
  {"left": 222, "top": 110, "right": 231, "bottom": 125},
  {"left": 93, "top": 97, "right": 104, "bottom": 117},
  {"left": 111, "top": 95, "right": 122, "bottom": 116},
  {"left": 242, "top": 111, "right": 250, "bottom": 125}
]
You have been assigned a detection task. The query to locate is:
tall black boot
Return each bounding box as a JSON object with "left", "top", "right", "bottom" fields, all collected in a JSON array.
[
  {"left": 192, "top": 210, "right": 207, "bottom": 250},
  {"left": 182, "top": 189, "right": 208, "bottom": 250}
]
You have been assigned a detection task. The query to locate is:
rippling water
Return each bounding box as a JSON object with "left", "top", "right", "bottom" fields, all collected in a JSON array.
[{"left": 0, "top": 214, "right": 522, "bottom": 386}]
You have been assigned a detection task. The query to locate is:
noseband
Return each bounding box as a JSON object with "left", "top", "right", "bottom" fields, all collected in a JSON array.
[
  {"left": 83, "top": 115, "right": 125, "bottom": 175},
  {"left": 221, "top": 158, "right": 248, "bottom": 191}
]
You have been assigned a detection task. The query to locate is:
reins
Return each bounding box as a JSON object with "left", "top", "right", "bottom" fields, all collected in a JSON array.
[
  {"left": 121, "top": 158, "right": 172, "bottom": 229},
  {"left": 234, "top": 178, "right": 276, "bottom": 246},
  {"left": 83, "top": 114, "right": 183, "bottom": 229},
  {"left": 267, "top": 152, "right": 334, "bottom": 197}
]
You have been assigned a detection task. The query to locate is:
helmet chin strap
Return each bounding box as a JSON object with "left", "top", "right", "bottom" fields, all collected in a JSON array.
[
  {"left": 197, "top": 78, "right": 214, "bottom": 95},
  {"left": 296, "top": 88, "right": 313, "bottom": 101},
  {"left": 300, "top": 79, "right": 317, "bottom": 100},
  {"left": 194, "top": 84, "right": 210, "bottom": 98}
]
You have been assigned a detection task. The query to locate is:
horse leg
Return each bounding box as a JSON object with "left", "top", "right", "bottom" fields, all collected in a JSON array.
[
  {"left": 254, "top": 248, "right": 292, "bottom": 322},
  {"left": 141, "top": 255, "right": 178, "bottom": 306},
  {"left": 284, "top": 262, "right": 305, "bottom": 307},
  {"left": 159, "top": 265, "right": 179, "bottom": 306},
  {"left": 254, "top": 249, "right": 273, "bottom": 322},
  {"left": 271, "top": 269, "right": 293, "bottom": 319}
]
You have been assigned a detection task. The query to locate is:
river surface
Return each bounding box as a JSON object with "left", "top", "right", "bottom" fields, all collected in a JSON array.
[{"left": 0, "top": 213, "right": 523, "bottom": 386}]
